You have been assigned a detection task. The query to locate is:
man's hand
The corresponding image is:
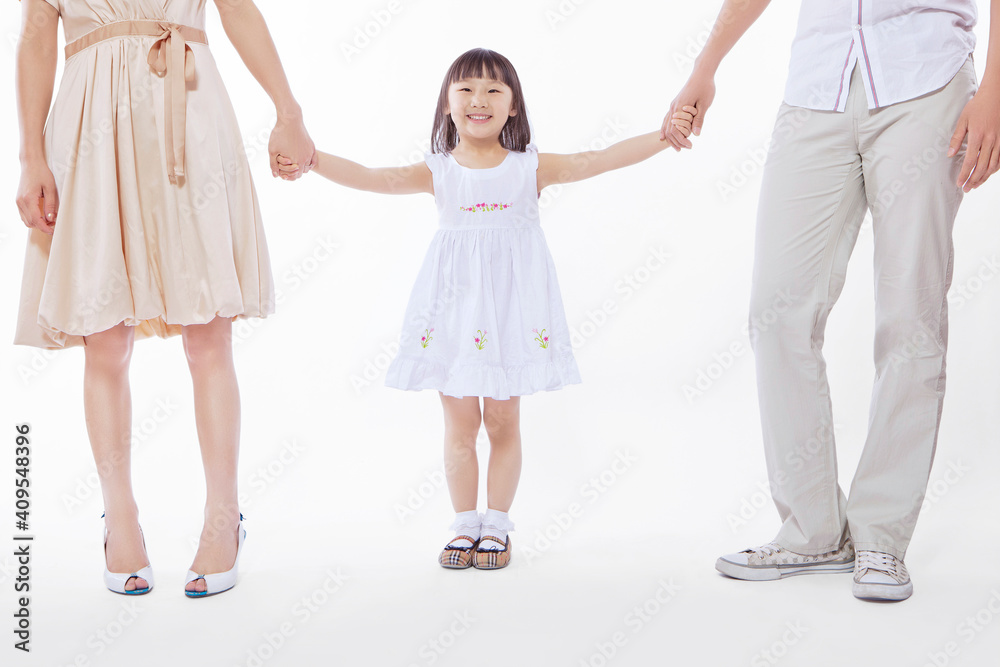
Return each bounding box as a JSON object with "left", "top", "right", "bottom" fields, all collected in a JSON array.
[
  {"left": 948, "top": 84, "right": 1000, "bottom": 191},
  {"left": 660, "top": 71, "right": 716, "bottom": 151}
]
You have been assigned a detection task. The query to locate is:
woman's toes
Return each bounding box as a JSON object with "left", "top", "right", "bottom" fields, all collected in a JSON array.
[
  {"left": 185, "top": 579, "right": 207, "bottom": 593},
  {"left": 126, "top": 576, "right": 149, "bottom": 592}
]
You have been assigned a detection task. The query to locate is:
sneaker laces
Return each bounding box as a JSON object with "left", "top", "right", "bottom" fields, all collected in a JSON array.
[
  {"left": 856, "top": 551, "right": 907, "bottom": 581},
  {"left": 748, "top": 542, "right": 782, "bottom": 558}
]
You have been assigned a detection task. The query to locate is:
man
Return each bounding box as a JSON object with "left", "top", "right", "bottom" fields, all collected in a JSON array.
[{"left": 663, "top": 0, "right": 1000, "bottom": 601}]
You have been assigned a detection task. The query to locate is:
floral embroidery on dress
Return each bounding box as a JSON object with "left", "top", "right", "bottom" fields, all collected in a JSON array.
[
  {"left": 459, "top": 202, "right": 513, "bottom": 213},
  {"left": 474, "top": 329, "right": 488, "bottom": 350},
  {"left": 420, "top": 328, "right": 434, "bottom": 349},
  {"left": 532, "top": 328, "right": 549, "bottom": 349}
]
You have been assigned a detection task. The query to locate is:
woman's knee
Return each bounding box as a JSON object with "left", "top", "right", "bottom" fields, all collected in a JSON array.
[
  {"left": 83, "top": 323, "right": 134, "bottom": 371},
  {"left": 182, "top": 318, "right": 233, "bottom": 367}
]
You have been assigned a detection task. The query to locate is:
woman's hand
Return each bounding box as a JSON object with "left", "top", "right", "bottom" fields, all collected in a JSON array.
[
  {"left": 268, "top": 109, "right": 316, "bottom": 181},
  {"left": 16, "top": 160, "right": 58, "bottom": 234}
]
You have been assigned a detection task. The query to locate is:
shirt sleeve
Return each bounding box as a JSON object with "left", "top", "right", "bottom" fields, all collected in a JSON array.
[
  {"left": 524, "top": 143, "right": 539, "bottom": 170},
  {"left": 424, "top": 151, "right": 446, "bottom": 176}
]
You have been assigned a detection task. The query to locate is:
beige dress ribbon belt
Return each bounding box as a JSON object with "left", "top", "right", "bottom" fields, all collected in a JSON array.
[{"left": 65, "top": 20, "right": 209, "bottom": 184}]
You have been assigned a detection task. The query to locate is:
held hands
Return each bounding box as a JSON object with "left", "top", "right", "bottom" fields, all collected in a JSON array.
[
  {"left": 275, "top": 154, "right": 301, "bottom": 177},
  {"left": 948, "top": 84, "right": 1000, "bottom": 192},
  {"left": 661, "top": 71, "right": 715, "bottom": 151},
  {"left": 669, "top": 106, "right": 698, "bottom": 142},
  {"left": 16, "top": 162, "right": 58, "bottom": 235},
  {"left": 277, "top": 153, "right": 304, "bottom": 181},
  {"left": 268, "top": 110, "right": 317, "bottom": 181}
]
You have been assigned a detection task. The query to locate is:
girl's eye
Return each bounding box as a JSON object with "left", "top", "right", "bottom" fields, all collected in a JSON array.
[{"left": 489, "top": 89, "right": 500, "bottom": 93}]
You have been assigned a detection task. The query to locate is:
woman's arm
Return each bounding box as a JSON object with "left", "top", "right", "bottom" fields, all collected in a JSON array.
[
  {"left": 537, "top": 109, "right": 695, "bottom": 191},
  {"left": 213, "top": 0, "right": 315, "bottom": 179},
  {"left": 302, "top": 152, "right": 433, "bottom": 195},
  {"left": 15, "top": 0, "right": 60, "bottom": 233}
]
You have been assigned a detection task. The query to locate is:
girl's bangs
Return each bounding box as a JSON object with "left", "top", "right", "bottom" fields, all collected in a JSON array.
[{"left": 448, "top": 51, "right": 512, "bottom": 88}]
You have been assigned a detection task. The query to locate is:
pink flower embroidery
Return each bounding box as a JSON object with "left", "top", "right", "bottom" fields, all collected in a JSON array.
[
  {"left": 459, "top": 202, "right": 514, "bottom": 213},
  {"left": 474, "top": 329, "right": 488, "bottom": 350},
  {"left": 532, "top": 328, "right": 549, "bottom": 349},
  {"left": 420, "top": 328, "right": 434, "bottom": 349}
]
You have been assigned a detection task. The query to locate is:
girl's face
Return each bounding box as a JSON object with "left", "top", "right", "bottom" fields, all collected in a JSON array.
[{"left": 445, "top": 76, "right": 516, "bottom": 144}]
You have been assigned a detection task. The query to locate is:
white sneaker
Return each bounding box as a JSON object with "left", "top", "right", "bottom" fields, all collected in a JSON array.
[
  {"left": 852, "top": 550, "right": 912, "bottom": 601},
  {"left": 716, "top": 538, "right": 855, "bottom": 581}
]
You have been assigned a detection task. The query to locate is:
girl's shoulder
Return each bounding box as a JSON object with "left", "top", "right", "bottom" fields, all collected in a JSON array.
[
  {"left": 423, "top": 150, "right": 450, "bottom": 175},
  {"left": 521, "top": 142, "right": 539, "bottom": 168}
]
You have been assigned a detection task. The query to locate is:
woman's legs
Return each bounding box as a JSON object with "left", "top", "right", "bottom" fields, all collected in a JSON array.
[
  {"left": 182, "top": 316, "right": 242, "bottom": 593},
  {"left": 83, "top": 322, "right": 148, "bottom": 591},
  {"left": 481, "top": 397, "right": 521, "bottom": 512},
  {"left": 439, "top": 394, "right": 483, "bottom": 512}
]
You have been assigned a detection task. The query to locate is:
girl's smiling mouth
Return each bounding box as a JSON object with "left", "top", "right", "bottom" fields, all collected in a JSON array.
[{"left": 467, "top": 114, "right": 492, "bottom": 123}]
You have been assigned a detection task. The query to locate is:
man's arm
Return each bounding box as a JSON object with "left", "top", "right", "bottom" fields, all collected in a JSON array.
[
  {"left": 661, "top": 0, "right": 773, "bottom": 150},
  {"left": 948, "top": 0, "right": 1000, "bottom": 191}
]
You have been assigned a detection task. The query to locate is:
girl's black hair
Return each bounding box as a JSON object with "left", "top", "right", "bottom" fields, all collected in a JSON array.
[{"left": 431, "top": 48, "right": 530, "bottom": 154}]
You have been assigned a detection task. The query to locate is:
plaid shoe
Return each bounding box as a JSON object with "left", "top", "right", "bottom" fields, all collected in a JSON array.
[
  {"left": 439, "top": 536, "right": 479, "bottom": 569},
  {"left": 853, "top": 550, "right": 912, "bottom": 601},
  {"left": 716, "top": 537, "right": 855, "bottom": 581},
  {"left": 472, "top": 535, "right": 511, "bottom": 570}
]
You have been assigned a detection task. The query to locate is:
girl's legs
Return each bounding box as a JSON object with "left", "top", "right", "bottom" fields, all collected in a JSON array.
[
  {"left": 479, "top": 397, "right": 521, "bottom": 550},
  {"left": 84, "top": 322, "right": 148, "bottom": 591},
  {"left": 438, "top": 394, "right": 521, "bottom": 552},
  {"left": 439, "top": 394, "right": 483, "bottom": 512},
  {"left": 481, "top": 396, "right": 521, "bottom": 512},
  {"left": 181, "top": 316, "right": 242, "bottom": 593}
]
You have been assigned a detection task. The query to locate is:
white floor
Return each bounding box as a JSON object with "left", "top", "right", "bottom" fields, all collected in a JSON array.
[{"left": 3, "top": 1, "right": 1000, "bottom": 665}]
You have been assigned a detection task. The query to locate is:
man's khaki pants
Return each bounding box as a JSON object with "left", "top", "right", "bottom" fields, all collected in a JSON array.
[{"left": 751, "top": 59, "right": 978, "bottom": 559}]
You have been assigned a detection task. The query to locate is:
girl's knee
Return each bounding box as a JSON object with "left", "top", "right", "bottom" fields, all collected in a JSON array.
[
  {"left": 445, "top": 413, "right": 482, "bottom": 444},
  {"left": 483, "top": 401, "right": 519, "bottom": 438}
]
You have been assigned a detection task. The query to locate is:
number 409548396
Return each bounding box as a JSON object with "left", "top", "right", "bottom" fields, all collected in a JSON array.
[{"left": 14, "top": 424, "right": 30, "bottom": 530}]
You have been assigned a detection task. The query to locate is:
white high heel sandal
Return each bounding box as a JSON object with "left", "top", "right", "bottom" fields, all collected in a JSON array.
[
  {"left": 102, "top": 515, "right": 154, "bottom": 595},
  {"left": 184, "top": 514, "right": 245, "bottom": 598}
]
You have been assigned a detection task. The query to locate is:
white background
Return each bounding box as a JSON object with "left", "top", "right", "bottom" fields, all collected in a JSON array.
[{"left": 2, "top": 0, "right": 999, "bottom": 665}]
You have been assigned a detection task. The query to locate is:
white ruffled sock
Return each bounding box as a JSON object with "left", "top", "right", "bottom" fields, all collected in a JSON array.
[
  {"left": 478, "top": 508, "right": 514, "bottom": 550},
  {"left": 448, "top": 510, "right": 481, "bottom": 549}
]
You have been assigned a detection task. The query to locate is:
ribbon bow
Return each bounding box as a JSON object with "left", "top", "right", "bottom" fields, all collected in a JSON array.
[{"left": 147, "top": 24, "right": 197, "bottom": 183}]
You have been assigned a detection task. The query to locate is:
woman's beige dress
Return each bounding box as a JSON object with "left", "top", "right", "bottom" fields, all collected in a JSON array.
[{"left": 16, "top": 0, "right": 274, "bottom": 348}]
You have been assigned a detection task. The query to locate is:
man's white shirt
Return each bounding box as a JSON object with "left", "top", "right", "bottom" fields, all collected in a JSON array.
[{"left": 784, "top": 0, "right": 977, "bottom": 111}]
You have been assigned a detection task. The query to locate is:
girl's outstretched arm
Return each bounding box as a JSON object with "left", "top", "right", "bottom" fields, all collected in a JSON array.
[
  {"left": 537, "top": 107, "right": 695, "bottom": 191},
  {"left": 299, "top": 152, "right": 434, "bottom": 195},
  {"left": 213, "top": 0, "right": 315, "bottom": 179}
]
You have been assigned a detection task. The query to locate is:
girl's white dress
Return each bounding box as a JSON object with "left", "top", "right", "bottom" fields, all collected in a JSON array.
[{"left": 384, "top": 144, "right": 581, "bottom": 400}]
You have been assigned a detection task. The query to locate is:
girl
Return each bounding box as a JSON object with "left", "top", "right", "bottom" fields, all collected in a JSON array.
[
  {"left": 14, "top": 0, "right": 315, "bottom": 596},
  {"left": 279, "top": 48, "right": 694, "bottom": 569}
]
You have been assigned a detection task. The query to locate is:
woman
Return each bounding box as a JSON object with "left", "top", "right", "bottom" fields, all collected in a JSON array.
[{"left": 13, "top": 0, "right": 314, "bottom": 596}]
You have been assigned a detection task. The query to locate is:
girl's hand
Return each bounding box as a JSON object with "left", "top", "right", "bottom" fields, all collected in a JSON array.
[
  {"left": 661, "top": 71, "right": 716, "bottom": 151},
  {"left": 268, "top": 111, "right": 316, "bottom": 181},
  {"left": 668, "top": 106, "right": 698, "bottom": 139},
  {"left": 16, "top": 160, "right": 58, "bottom": 234},
  {"left": 275, "top": 154, "right": 301, "bottom": 178}
]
